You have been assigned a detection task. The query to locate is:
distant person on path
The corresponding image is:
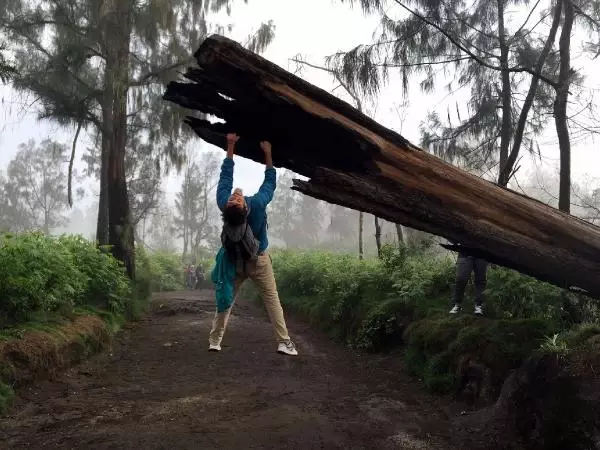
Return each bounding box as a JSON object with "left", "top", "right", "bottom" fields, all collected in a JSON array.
[
  {"left": 449, "top": 246, "right": 488, "bottom": 316},
  {"left": 195, "top": 264, "right": 204, "bottom": 289},
  {"left": 189, "top": 265, "right": 197, "bottom": 289},
  {"left": 185, "top": 265, "right": 195, "bottom": 290},
  {"left": 209, "top": 132, "right": 298, "bottom": 356},
  {"left": 184, "top": 265, "right": 191, "bottom": 289}
]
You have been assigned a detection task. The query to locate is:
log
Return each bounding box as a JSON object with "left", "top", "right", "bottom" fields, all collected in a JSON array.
[{"left": 163, "top": 35, "right": 600, "bottom": 298}]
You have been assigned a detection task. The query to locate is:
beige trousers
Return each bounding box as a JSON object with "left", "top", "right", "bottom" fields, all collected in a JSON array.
[{"left": 209, "top": 253, "right": 290, "bottom": 346}]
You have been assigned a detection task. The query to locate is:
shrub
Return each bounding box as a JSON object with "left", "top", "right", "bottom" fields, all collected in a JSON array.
[
  {"left": 0, "top": 233, "right": 86, "bottom": 323},
  {"left": 404, "top": 316, "right": 552, "bottom": 395},
  {"left": 271, "top": 250, "right": 393, "bottom": 343},
  {"left": 270, "top": 249, "right": 592, "bottom": 401},
  {"left": 484, "top": 268, "right": 595, "bottom": 327},
  {"left": 137, "top": 249, "right": 184, "bottom": 293},
  {"left": 59, "top": 235, "right": 131, "bottom": 313},
  {"left": 354, "top": 297, "right": 415, "bottom": 351},
  {"left": 390, "top": 254, "right": 455, "bottom": 315},
  {"left": 0, "top": 232, "right": 131, "bottom": 326},
  {"left": 565, "top": 322, "right": 600, "bottom": 347}
]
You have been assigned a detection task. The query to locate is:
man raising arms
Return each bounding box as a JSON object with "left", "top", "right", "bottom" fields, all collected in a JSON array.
[{"left": 209, "top": 133, "right": 298, "bottom": 356}]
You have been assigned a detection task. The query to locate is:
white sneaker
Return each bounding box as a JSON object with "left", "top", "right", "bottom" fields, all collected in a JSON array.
[
  {"left": 449, "top": 304, "right": 461, "bottom": 314},
  {"left": 208, "top": 344, "right": 222, "bottom": 352},
  {"left": 474, "top": 305, "right": 484, "bottom": 316},
  {"left": 277, "top": 340, "right": 298, "bottom": 356}
]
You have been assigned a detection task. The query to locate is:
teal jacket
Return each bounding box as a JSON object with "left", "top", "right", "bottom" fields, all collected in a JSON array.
[
  {"left": 211, "top": 157, "right": 276, "bottom": 312},
  {"left": 211, "top": 247, "right": 236, "bottom": 312}
]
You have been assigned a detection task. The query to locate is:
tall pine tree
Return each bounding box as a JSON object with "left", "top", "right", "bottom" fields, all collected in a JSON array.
[
  {"left": 1, "top": 0, "right": 274, "bottom": 276},
  {"left": 333, "top": 0, "right": 560, "bottom": 185}
]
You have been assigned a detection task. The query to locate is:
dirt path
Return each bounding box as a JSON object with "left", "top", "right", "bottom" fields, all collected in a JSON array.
[{"left": 1, "top": 290, "right": 493, "bottom": 450}]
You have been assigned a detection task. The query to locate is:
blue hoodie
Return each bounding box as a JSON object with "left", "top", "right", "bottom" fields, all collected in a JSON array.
[{"left": 211, "top": 157, "right": 276, "bottom": 312}]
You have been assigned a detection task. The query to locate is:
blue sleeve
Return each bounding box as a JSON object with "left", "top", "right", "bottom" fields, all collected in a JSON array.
[
  {"left": 250, "top": 167, "right": 276, "bottom": 209},
  {"left": 216, "top": 158, "right": 234, "bottom": 211}
]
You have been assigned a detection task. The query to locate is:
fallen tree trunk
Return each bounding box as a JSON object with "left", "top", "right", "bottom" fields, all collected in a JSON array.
[{"left": 164, "top": 35, "right": 600, "bottom": 297}]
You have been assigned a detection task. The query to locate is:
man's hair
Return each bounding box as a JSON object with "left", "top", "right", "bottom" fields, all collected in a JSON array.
[{"left": 223, "top": 204, "right": 247, "bottom": 226}]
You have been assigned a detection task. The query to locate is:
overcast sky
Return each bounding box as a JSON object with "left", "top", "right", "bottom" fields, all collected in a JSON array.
[{"left": 1, "top": 0, "right": 599, "bottom": 217}]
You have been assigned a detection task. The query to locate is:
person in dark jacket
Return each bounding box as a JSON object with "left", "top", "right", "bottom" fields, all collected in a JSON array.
[
  {"left": 449, "top": 246, "right": 487, "bottom": 316},
  {"left": 195, "top": 265, "right": 204, "bottom": 289}
]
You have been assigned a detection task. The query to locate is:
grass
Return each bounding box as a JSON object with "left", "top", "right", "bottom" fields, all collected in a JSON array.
[{"left": 0, "top": 309, "right": 125, "bottom": 414}]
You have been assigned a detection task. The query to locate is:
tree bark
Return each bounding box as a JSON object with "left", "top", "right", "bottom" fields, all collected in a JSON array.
[
  {"left": 555, "top": 0, "right": 574, "bottom": 213},
  {"left": 395, "top": 223, "right": 405, "bottom": 247},
  {"left": 374, "top": 216, "right": 382, "bottom": 258},
  {"left": 358, "top": 211, "right": 364, "bottom": 260},
  {"left": 97, "top": 108, "right": 111, "bottom": 246},
  {"left": 163, "top": 35, "right": 600, "bottom": 298},
  {"left": 497, "top": 0, "right": 512, "bottom": 187},
  {"left": 105, "top": 0, "right": 135, "bottom": 278},
  {"left": 97, "top": 0, "right": 113, "bottom": 247}
]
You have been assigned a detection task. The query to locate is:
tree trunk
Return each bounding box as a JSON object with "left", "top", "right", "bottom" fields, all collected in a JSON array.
[
  {"left": 374, "top": 216, "right": 382, "bottom": 258},
  {"left": 141, "top": 215, "right": 146, "bottom": 244},
  {"left": 105, "top": 0, "right": 135, "bottom": 278},
  {"left": 358, "top": 211, "right": 364, "bottom": 260},
  {"left": 500, "top": 0, "right": 563, "bottom": 186},
  {"left": 43, "top": 210, "right": 49, "bottom": 235},
  {"left": 496, "top": 0, "right": 512, "bottom": 187},
  {"left": 97, "top": 110, "right": 111, "bottom": 245},
  {"left": 182, "top": 232, "right": 188, "bottom": 260},
  {"left": 395, "top": 223, "right": 405, "bottom": 247},
  {"left": 182, "top": 214, "right": 189, "bottom": 260},
  {"left": 555, "top": 0, "right": 574, "bottom": 213},
  {"left": 164, "top": 35, "right": 600, "bottom": 298},
  {"left": 97, "top": 0, "right": 113, "bottom": 247}
]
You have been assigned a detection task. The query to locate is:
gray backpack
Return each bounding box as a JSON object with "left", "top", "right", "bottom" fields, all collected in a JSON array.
[{"left": 221, "top": 216, "right": 260, "bottom": 265}]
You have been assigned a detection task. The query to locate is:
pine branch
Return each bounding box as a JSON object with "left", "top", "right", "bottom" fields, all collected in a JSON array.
[
  {"left": 128, "top": 59, "right": 193, "bottom": 87},
  {"left": 511, "top": 0, "right": 544, "bottom": 41},
  {"left": 573, "top": 3, "right": 600, "bottom": 30},
  {"left": 378, "top": 56, "right": 471, "bottom": 67},
  {"left": 445, "top": 10, "right": 499, "bottom": 43},
  {"left": 291, "top": 57, "right": 363, "bottom": 110},
  {"left": 5, "top": 17, "right": 104, "bottom": 59},
  {"left": 391, "top": 0, "right": 559, "bottom": 88},
  {"left": 0, "top": 62, "right": 17, "bottom": 83},
  {"left": 8, "top": 29, "right": 103, "bottom": 97}
]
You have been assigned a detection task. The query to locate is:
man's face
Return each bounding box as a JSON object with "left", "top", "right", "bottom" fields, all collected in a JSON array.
[{"left": 227, "top": 188, "right": 246, "bottom": 210}]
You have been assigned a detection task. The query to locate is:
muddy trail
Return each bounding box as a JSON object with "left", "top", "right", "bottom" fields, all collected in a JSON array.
[{"left": 1, "top": 290, "right": 504, "bottom": 449}]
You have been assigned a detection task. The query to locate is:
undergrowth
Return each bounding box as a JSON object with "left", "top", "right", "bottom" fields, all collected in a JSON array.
[
  {"left": 0, "top": 232, "right": 155, "bottom": 414},
  {"left": 137, "top": 248, "right": 184, "bottom": 293},
  {"left": 0, "top": 232, "right": 132, "bottom": 326},
  {"left": 267, "top": 245, "right": 598, "bottom": 398}
]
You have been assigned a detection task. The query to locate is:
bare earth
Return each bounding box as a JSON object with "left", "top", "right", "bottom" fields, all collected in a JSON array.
[{"left": 0, "top": 290, "right": 500, "bottom": 450}]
